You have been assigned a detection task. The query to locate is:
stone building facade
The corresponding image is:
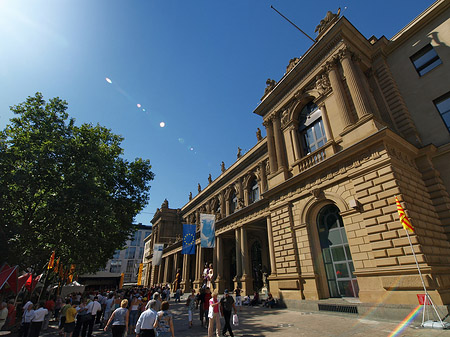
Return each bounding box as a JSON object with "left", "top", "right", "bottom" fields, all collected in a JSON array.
[{"left": 143, "top": 1, "right": 450, "bottom": 320}]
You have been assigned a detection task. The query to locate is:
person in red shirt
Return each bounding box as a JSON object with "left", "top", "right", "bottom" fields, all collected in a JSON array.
[
  {"left": 42, "top": 297, "right": 55, "bottom": 330},
  {"left": 6, "top": 300, "right": 16, "bottom": 328},
  {"left": 202, "top": 287, "right": 211, "bottom": 328}
]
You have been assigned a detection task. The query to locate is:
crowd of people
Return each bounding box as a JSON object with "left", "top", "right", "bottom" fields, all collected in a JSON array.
[{"left": 1, "top": 283, "right": 277, "bottom": 337}]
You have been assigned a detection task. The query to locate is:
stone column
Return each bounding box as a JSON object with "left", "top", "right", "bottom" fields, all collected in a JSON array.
[
  {"left": 234, "top": 228, "right": 242, "bottom": 282},
  {"left": 219, "top": 191, "right": 226, "bottom": 219},
  {"left": 181, "top": 253, "right": 191, "bottom": 292},
  {"left": 266, "top": 216, "right": 277, "bottom": 276},
  {"left": 193, "top": 244, "right": 202, "bottom": 290},
  {"left": 163, "top": 257, "right": 169, "bottom": 284},
  {"left": 318, "top": 103, "right": 333, "bottom": 140},
  {"left": 215, "top": 235, "right": 226, "bottom": 292},
  {"left": 289, "top": 123, "right": 302, "bottom": 161},
  {"left": 263, "top": 119, "right": 277, "bottom": 174},
  {"left": 259, "top": 161, "right": 267, "bottom": 192},
  {"left": 326, "top": 60, "right": 352, "bottom": 129},
  {"left": 240, "top": 226, "right": 253, "bottom": 296},
  {"left": 272, "top": 114, "right": 286, "bottom": 170},
  {"left": 339, "top": 48, "right": 372, "bottom": 119}
]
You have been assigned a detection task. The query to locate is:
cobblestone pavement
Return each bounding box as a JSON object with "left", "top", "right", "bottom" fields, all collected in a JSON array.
[{"left": 30, "top": 300, "right": 450, "bottom": 337}]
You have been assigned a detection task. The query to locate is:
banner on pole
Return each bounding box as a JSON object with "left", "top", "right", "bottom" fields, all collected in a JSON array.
[
  {"left": 119, "top": 273, "right": 124, "bottom": 289},
  {"left": 182, "top": 224, "right": 196, "bottom": 254},
  {"left": 152, "top": 244, "right": 164, "bottom": 265},
  {"left": 137, "top": 263, "right": 143, "bottom": 286},
  {"left": 395, "top": 196, "right": 414, "bottom": 233},
  {"left": 200, "top": 213, "right": 215, "bottom": 248}
]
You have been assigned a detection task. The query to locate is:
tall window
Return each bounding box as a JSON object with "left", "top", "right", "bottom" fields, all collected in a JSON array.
[
  {"left": 131, "top": 231, "right": 141, "bottom": 246},
  {"left": 410, "top": 44, "right": 442, "bottom": 76},
  {"left": 125, "top": 247, "right": 136, "bottom": 259},
  {"left": 298, "top": 102, "right": 327, "bottom": 155},
  {"left": 434, "top": 92, "right": 450, "bottom": 132},
  {"left": 249, "top": 178, "right": 260, "bottom": 204},
  {"left": 110, "top": 260, "right": 122, "bottom": 273},
  {"left": 144, "top": 231, "right": 151, "bottom": 239}
]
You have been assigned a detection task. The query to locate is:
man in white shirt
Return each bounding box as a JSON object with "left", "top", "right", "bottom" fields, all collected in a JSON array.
[
  {"left": 30, "top": 302, "right": 48, "bottom": 337},
  {"left": 136, "top": 300, "right": 157, "bottom": 337},
  {"left": 84, "top": 297, "right": 101, "bottom": 337}
]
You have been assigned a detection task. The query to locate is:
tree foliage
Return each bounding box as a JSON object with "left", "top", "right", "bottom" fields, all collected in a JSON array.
[{"left": 0, "top": 93, "right": 154, "bottom": 274}]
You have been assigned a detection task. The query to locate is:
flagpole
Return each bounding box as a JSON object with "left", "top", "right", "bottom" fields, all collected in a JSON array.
[{"left": 399, "top": 198, "right": 445, "bottom": 327}]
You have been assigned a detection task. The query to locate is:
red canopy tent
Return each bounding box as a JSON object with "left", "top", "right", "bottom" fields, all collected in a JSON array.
[{"left": 0, "top": 265, "right": 18, "bottom": 292}]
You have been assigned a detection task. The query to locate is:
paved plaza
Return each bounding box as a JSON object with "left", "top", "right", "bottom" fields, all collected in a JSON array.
[{"left": 32, "top": 298, "right": 450, "bottom": 337}]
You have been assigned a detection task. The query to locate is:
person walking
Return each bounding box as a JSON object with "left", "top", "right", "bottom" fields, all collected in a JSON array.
[
  {"left": 73, "top": 299, "right": 88, "bottom": 337},
  {"left": 29, "top": 302, "right": 48, "bottom": 337},
  {"left": 85, "top": 296, "right": 101, "bottom": 337},
  {"left": 220, "top": 290, "right": 237, "bottom": 337},
  {"left": 186, "top": 289, "right": 196, "bottom": 328},
  {"left": 64, "top": 302, "right": 78, "bottom": 337},
  {"left": 19, "top": 301, "right": 35, "bottom": 337},
  {"left": 128, "top": 295, "right": 143, "bottom": 335},
  {"left": 104, "top": 299, "right": 129, "bottom": 337},
  {"left": 59, "top": 299, "right": 72, "bottom": 335},
  {"left": 135, "top": 300, "right": 157, "bottom": 337},
  {"left": 207, "top": 292, "right": 220, "bottom": 337},
  {"left": 42, "top": 297, "right": 55, "bottom": 331},
  {"left": 200, "top": 287, "right": 211, "bottom": 328},
  {"left": 233, "top": 287, "right": 241, "bottom": 312},
  {"left": 153, "top": 301, "right": 174, "bottom": 337},
  {"left": 103, "top": 293, "right": 114, "bottom": 328}
]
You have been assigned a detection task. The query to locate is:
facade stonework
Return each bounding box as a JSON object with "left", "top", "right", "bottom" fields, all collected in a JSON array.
[{"left": 143, "top": 1, "right": 450, "bottom": 321}]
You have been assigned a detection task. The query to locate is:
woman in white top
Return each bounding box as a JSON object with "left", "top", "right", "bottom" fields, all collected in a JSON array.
[{"left": 20, "top": 302, "right": 35, "bottom": 337}]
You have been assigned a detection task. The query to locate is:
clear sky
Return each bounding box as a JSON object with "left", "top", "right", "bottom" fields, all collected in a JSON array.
[{"left": 0, "top": 0, "right": 435, "bottom": 226}]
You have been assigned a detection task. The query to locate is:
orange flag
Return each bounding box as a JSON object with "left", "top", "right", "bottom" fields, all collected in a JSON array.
[
  {"left": 68, "top": 264, "right": 76, "bottom": 283},
  {"left": 54, "top": 258, "right": 60, "bottom": 274},
  {"left": 59, "top": 263, "right": 64, "bottom": 279},
  {"left": 48, "top": 251, "right": 55, "bottom": 269},
  {"left": 395, "top": 196, "right": 414, "bottom": 233}
]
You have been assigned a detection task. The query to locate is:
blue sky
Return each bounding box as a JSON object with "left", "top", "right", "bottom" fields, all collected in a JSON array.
[{"left": 0, "top": 0, "right": 434, "bottom": 226}]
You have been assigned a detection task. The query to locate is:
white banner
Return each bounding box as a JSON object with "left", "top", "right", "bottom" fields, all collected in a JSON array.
[
  {"left": 200, "top": 213, "right": 216, "bottom": 248},
  {"left": 152, "top": 244, "right": 164, "bottom": 265}
]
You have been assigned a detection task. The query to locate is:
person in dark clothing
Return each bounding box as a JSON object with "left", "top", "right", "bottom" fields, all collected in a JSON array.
[{"left": 220, "top": 290, "right": 237, "bottom": 337}]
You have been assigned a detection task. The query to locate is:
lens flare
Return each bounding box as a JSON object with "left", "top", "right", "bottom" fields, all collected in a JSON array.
[
  {"left": 142, "top": 109, "right": 146, "bottom": 112},
  {"left": 105, "top": 77, "right": 112, "bottom": 84},
  {"left": 160, "top": 122, "right": 166, "bottom": 128},
  {"left": 137, "top": 104, "right": 141, "bottom": 108}
]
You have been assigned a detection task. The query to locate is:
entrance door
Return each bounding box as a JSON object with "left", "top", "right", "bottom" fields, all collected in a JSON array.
[
  {"left": 251, "top": 241, "right": 263, "bottom": 291},
  {"left": 317, "top": 204, "right": 359, "bottom": 297}
]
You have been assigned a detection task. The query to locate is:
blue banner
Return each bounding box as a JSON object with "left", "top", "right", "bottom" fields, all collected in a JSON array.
[
  {"left": 200, "top": 214, "right": 215, "bottom": 248},
  {"left": 182, "top": 224, "right": 196, "bottom": 255}
]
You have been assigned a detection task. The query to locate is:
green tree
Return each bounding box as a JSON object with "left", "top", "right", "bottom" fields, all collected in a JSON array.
[{"left": 0, "top": 93, "right": 154, "bottom": 274}]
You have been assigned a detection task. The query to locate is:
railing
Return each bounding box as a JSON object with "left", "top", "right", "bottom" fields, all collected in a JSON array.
[{"left": 293, "top": 141, "right": 336, "bottom": 174}]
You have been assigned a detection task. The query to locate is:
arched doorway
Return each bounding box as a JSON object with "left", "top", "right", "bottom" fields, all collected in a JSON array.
[
  {"left": 251, "top": 241, "right": 263, "bottom": 292},
  {"left": 317, "top": 204, "right": 359, "bottom": 297}
]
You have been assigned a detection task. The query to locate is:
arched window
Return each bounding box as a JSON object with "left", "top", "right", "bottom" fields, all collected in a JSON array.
[
  {"left": 317, "top": 204, "right": 358, "bottom": 298},
  {"left": 249, "top": 178, "right": 260, "bottom": 204},
  {"left": 298, "top": 102, "right": 327, "bottom": 155}
]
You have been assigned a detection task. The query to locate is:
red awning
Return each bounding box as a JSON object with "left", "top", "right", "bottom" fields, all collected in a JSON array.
[
  {"left": 0, "top": 266, "right": 18, "bottom": 291},
  {"left": 18, "top": 273, "right": 31, "bottom": 292}
]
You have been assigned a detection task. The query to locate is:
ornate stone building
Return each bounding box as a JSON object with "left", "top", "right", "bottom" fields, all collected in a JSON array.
[{"left": 143, "top": 1, "right": 450, "bottom": 320}]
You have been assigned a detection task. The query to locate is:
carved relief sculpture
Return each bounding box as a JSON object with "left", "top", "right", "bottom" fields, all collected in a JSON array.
[
  {"left": 281, "top": 109, "right": 289, "bottom": 128},
  {"left": 315, "top": 73, "right": 331, "bottom": 95}
]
